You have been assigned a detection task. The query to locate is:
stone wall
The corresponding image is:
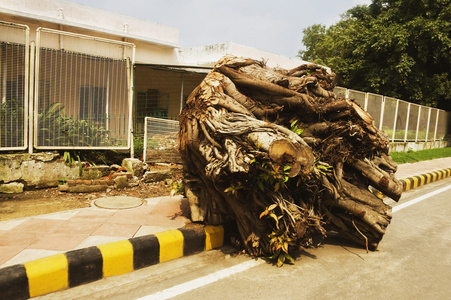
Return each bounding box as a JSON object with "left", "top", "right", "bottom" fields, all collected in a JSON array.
[{"left": 0, "top": 152, "right": 80, "bottom": 193}]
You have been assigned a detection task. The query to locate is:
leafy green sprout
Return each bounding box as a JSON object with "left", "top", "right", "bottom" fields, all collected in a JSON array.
[
  {"left": 224, "top": 182, "right": 244, "bottom": 197},
  {"left": 290, "top": 120, "right": 304, "bottom": 135},
  {"left": 255, "top": 163, "right": 291, "bottom": 192},
  {"left": 171, "top": 180, "right": 185, "bottom": 196}
]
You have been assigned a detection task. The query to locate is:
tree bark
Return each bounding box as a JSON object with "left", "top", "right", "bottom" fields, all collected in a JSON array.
[{"left": 178, "top": 55, "right": 402, "bottom": 261}]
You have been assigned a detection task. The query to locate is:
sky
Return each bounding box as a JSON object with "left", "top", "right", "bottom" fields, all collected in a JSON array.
[{"left": 70, "top": 0, "right": 372, "bottom": 58}]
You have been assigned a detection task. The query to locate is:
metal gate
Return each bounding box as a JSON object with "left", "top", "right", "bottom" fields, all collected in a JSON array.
[
  {"left": 34, "top": 28, "right": 135, "bottom": 149},
  {"left": 0, "top": 21, "right": 29, "bottom": 150}
]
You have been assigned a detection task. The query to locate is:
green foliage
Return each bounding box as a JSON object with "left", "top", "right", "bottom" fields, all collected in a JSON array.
[
  {"left": 63, "top": 151, "right": 74, "bottom": 164},
  {"left": 267, "top": 230, "right": 295, "bottom": 267},
  {"left": 290, "top": 120, "right": 304, "bottom": 135},
  {"left": 252, "top": 158, "right": 291, "bottom": 192},
  {"left": 224, "top": 182, "right": 244, "bottom": 197},
  {"left": 134, "top": 137, "right": 144, "bottom": 156},
  {"left": 259, "top": 204, "right": 295, "bottom": 267},
  {"left": 0, "top": 99, "right": 25, "bottom": 147},
  {"left": 170, "top": 180, "right": 185, "bottom": 196},
  {"left": 390, "top": 147, "right": 451, "bottom": 164},
  {"left": 298, "top": 0, "right": 451, "bottom": 110},
  {"left": 38, "top": 103, "right": 109, "bottom": 147}
]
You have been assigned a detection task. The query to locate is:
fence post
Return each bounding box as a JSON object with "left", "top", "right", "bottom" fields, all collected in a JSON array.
[
  {"left": 425, "top": 107, "right": 431, "bottom": 141},
  {"left": 364, "top": 92, "right": 369, "bottom": 111},
  {"left": 379, "top": 96, "right": 385, "bottom": 131},
  {"left": 415, "top": 106, "right": 421, "bottom": 142},
  {"left": 128, "top": 46, "right": 136, "bottom": 158},
  {"left": 28, "top": 41, "right": 35, "bottom": 154},
  {"left": 143, "top": 117, "right": 148, "bottom": 162},
  {"left": 392, "top": 99, "right": 399, "bottom": 142},
  {"left": 404, "top": 102, "right": 410, "bottom": 142},
  {"left": 180, "top": 74, "right": 184, "bottom": 113},
  {"left": 433, "top": 109, "right": 439, "bottom": 141},
  {"left": 34, "top": 28, "right": 42, "bottom": 150}
]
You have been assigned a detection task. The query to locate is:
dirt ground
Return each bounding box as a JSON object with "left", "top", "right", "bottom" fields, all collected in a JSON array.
[{"left": 0, "top": 181, "right": 173, "bottom": 222}]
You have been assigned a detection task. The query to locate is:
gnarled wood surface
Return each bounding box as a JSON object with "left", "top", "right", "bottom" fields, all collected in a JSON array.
[{"left": 178, "top": 55, "right": 402, "bottom": 258}]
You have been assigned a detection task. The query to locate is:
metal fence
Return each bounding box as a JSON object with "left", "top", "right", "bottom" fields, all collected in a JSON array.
[
  {"left": 34, "top": 28, "right": 135, "bottom": 149},
  {"left": 143, "top": 117, "right": 179, "bottom": 161},
  {"left": 0, "top": 21, "right": 29, "bottom": 150},
  {"left": 333, "top": 87, "right": 449, "bottom": 142}
]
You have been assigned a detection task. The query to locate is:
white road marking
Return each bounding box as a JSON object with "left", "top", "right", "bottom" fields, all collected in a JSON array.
[
  {"left": 137, "top": 259, "right": 264, "bottom": 300},
  {"left": 140, "top": 184, "right": 450, "bottom": 299},
  {"left": 392, "top": 184, "right": 451, "bottom": 212}
]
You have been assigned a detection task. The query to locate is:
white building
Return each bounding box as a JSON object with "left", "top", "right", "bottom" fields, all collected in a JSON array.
[{"left": 0, "top": 0, "right": 307, "bottom": 151}]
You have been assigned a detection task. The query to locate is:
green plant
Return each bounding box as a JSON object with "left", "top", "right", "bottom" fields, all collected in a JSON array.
[
  {"left": 170, "top": 180, "right": 185, "bottom": 196},
  {"left": 224, "top": 182, "right": 244, "bottom": 197},
  {"left": 290, "top": 120, "right": 304, "bottom": 135},
  {"left": 63, "top": 151, "right": 74, "bottom": 164},
  {"left": 268, "top": 230, "right": 295, "bottom": 267},
  {"left": 260, "top": 204, "right": 295, "bottom": 267},
  {"left": 58, "top": 178, "right": 67, "bottom": 185},
  {"left": 134, "top": 137, "right": 144, "bottom": 156},
  {"left": 38, "top": 103, "right": 109, "bottom": 147},
  {"left": 252, "top": 158, "right": 291, "bottom": 192},
  {"left": 0, "top": 99, "right": 25, "bottom": 147}
]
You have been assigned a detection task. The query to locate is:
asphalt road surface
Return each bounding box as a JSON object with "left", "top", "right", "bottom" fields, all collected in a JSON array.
[{"left": 38, "top": 177, "right": 451, "bottom": 300}]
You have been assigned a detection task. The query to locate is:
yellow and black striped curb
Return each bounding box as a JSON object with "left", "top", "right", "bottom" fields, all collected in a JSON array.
[
  {"left": 399, "top": 168, "right": 451, "bottom": 191},
  {"left": 368, "top": 168, "right": 451, "bottom": 198},
  {"left": 0, "top": 225, "right": 224, "bottom": 300}
]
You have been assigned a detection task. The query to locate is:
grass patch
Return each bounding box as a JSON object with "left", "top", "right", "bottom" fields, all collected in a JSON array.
[{"left": 390, "top": 147, "right": 451, "bottom": 164}]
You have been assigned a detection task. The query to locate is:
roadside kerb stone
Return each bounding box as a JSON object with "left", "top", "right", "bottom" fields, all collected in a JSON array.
[{"left": 0, "top": 225, "right": 225, "bottom": 299}]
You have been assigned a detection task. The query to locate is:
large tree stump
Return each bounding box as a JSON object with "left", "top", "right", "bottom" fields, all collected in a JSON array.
[{"left": 178, "top": 55, "right": 402, "bottom": 264}]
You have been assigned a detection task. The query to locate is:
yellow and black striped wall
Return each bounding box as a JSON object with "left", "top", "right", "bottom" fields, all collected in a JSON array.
[{"left": 0, "top": 225, "right": 224, "bottom": 300}]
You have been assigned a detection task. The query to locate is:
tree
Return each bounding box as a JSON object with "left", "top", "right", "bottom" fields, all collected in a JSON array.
[
  {"left": 298, "top": 0, "right": 451, "bottom": 111},
  {"left": 179, "top": 55, "right": 401, "bottom": 265}
]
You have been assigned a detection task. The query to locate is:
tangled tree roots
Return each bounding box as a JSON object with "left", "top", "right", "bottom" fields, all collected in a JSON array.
[{"left": 178, "top": 55, "right": 402, "bottom": 263}]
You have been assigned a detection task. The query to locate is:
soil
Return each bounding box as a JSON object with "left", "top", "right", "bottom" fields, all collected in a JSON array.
[{"left": 0, "top": 181, "right": 174, "bottom": 222}]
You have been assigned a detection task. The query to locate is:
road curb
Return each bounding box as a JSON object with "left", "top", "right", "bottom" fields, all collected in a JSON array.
[
  {"left": 399, "top": 168, "right": 451, "bottom": 191},
  {"left": 0, "top": 225, "right": 224, "bottom": 299},
  {"left": 369, "top": 167, "right": 451, "bottom": 199}
]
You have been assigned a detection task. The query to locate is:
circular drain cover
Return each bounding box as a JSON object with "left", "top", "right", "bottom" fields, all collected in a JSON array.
[{"left": 94, "top": 196, "right": 144, "bottom": 209}]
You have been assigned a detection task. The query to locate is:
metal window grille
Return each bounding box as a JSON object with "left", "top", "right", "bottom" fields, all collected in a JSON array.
[
  {"left": 143, "top": 117, "right": 179, "bottom": 162},
  {"left": 34, "top": 28, "right": 135, "bottom": 149},
  {"left": 0, "top": 21, "right": 29, "bottom": 150}
]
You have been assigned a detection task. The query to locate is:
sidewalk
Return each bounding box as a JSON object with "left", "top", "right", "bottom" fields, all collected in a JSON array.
[
  {"left": 395, "top": 157, "right": 451, "bottom": 179},
  {"left": 0, "top": 195, "right": 190, "bottom": 269}
]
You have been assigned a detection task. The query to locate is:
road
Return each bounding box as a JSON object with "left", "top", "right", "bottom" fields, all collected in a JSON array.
[{"left": 38, "top": 177, "right": 451, "bottom": 300}]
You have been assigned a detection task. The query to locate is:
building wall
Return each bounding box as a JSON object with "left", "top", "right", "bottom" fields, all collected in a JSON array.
[
  {"left": 178, "top": 42, "right": 310, "bottom": 70},
  {"left": 0, "top": 0, "right": 180, "bottom": 65}
]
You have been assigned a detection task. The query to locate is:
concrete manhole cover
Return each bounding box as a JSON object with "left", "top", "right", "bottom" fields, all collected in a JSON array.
[{"left": 94, "top": 196, "right": 144, "bottom": 209}]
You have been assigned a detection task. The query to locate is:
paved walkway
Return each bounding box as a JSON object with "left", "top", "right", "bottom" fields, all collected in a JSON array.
[
  {"left": 0, "top": 157, "right": 450, "bottom": 269},
  {"left": 395, "top": 157, "right": 451, "bottom": 179},
  {"left": 0, "top": 195, "right": 189, "bottom": 268}
]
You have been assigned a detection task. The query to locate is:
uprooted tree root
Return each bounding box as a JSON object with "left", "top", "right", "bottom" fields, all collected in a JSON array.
[{"left": 178, "top": 55, "right": 402, "bottom": 265}]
